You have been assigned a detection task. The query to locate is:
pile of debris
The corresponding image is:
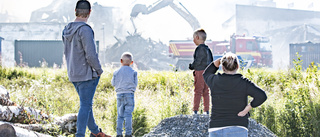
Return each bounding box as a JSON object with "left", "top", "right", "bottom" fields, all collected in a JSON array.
[
  {"left": 143, "top": 114, "right": 277, "bottom": 137},
  {"left": 105, "top": 33, "right": 175, "bottom": 70}
]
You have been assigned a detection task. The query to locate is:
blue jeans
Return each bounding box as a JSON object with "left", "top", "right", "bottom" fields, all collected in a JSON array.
[
  {"left": 72, "top": 77, "right": 100, "bottom": 137},
  {"left": 116, "top": 93, "right": 135, "bottom": 135},
  {"left": 209, "top": 126, "right": 248, "bottom": 137}
]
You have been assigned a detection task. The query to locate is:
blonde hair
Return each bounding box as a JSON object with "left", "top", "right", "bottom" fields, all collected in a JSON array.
[
  {"left": 121, "top": 52, "right": 133, "bottom": 65},
  {"left": 194, "top": 29, "right": 207, "bottom": 41},
  {"left": 221, "top": 52, "right": 239, "bottom": 72}
]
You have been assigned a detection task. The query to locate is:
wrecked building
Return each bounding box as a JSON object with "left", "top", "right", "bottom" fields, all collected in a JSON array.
[
  {"left": 105, "top": 33, "right": 175, "bottom": 70},
  {"left": 0, "top": 0, "right": 120, "bottom": 67},
  {"left": 2, "top": 0, "right": 320, "bottom": 70},
  {"left": 233, "top": 5, "right": 320, "bottom": 68},
  {"left": 0, "top": 0, "right": 175, "bottom": 70}
]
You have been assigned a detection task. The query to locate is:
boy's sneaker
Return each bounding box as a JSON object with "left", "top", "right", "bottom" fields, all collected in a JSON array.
[{"left": 90, "top": 128, "right": 111, "bottom": 137}]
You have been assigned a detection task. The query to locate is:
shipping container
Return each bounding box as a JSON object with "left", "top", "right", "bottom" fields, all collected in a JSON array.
[
  {"left": 289, "top": 42, "right": 320, "bottom": 69},
  {"left": 14, "top": 40, "right": 99, "bottom": 67}
]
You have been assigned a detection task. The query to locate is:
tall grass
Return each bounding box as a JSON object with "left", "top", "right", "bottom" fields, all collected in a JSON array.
[
  {"left": 247, "top": 54, "right": 320, "bottom": 137},
  {"left": 1, "top": 59, "right": 320, "bottom": 136}
]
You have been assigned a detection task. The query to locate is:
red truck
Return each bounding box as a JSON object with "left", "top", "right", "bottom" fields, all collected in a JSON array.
[{"left": 169, "top": 35, "right": 272, "bottom": 70}]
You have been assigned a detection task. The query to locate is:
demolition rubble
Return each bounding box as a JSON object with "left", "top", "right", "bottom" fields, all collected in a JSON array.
[{"left": 105, "top": 33, "right": 175, "bottom": 70}]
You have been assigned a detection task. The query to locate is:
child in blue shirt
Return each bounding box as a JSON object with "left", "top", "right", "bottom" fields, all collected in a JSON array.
[{"left": 112, "top": 52, "right": 138, "bottom": 137}]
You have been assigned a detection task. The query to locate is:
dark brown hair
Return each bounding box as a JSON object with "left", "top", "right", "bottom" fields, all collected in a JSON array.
[{"left": 75, "top": 9, "right": 90, "bottom": 18}]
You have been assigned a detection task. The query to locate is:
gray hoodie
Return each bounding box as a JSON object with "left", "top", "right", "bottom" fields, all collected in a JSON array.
[{"left": 62, "top": 22, "right": 103, "bottom": 82}]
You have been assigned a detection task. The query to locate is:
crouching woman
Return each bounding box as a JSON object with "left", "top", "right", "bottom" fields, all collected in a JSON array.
[{"left": 203, "top": 53, "right": 267, "bottom": 137}]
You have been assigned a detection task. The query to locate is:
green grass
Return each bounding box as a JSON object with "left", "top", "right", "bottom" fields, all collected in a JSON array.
[{"left": 1, "top": 59, "right": 320, "bottom": 136}]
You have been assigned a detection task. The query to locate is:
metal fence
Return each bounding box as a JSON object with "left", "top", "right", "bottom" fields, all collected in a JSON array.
[{"left": 290, "top": 42, "right": 320, "bottom": 69}]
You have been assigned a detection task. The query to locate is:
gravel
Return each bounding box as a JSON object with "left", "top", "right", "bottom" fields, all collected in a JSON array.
[{"left": 143, "top": 115, "right": 277, "bottom": 137}]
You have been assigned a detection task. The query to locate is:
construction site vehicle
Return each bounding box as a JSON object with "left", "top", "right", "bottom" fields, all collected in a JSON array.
[
  {"left": 169, "top": 35, "right": 272, "bottom": 70},
  {"left": 229, "top": 34, "right": 272, "bottom": 67},
  {"left": 129, "top": 0, "right": 204, "bottom": 70},
  {"left": 169, "top": 40, "right": 219, "bottom": 70},
  {"left": 130, "top": 0, "right": 200, "bottom": 31}
]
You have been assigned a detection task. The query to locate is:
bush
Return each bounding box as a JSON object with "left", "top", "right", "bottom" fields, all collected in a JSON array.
[{"left": 248, "top": 53, "right": 320, "bottom": 136}]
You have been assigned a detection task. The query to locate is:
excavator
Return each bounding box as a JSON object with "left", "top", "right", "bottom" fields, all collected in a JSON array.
[
  {"left": 129, "top": 0, "right": 203, "bottom": 70},
  {"left": 130, "top": 0, "right": 201, "bottom": 32}
]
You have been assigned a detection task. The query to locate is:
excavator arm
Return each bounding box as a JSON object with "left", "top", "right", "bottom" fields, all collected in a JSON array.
[
  {"left": 168, "top": 1, "right": 201, "bottom": 30},
  {"left": 130, "top": 0, "right": 200, "bottom": 31}
]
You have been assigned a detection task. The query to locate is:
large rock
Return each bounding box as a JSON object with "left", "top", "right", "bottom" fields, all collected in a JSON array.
[{"left": 143, "top": 115, "right": 277, "bottom": 137}]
